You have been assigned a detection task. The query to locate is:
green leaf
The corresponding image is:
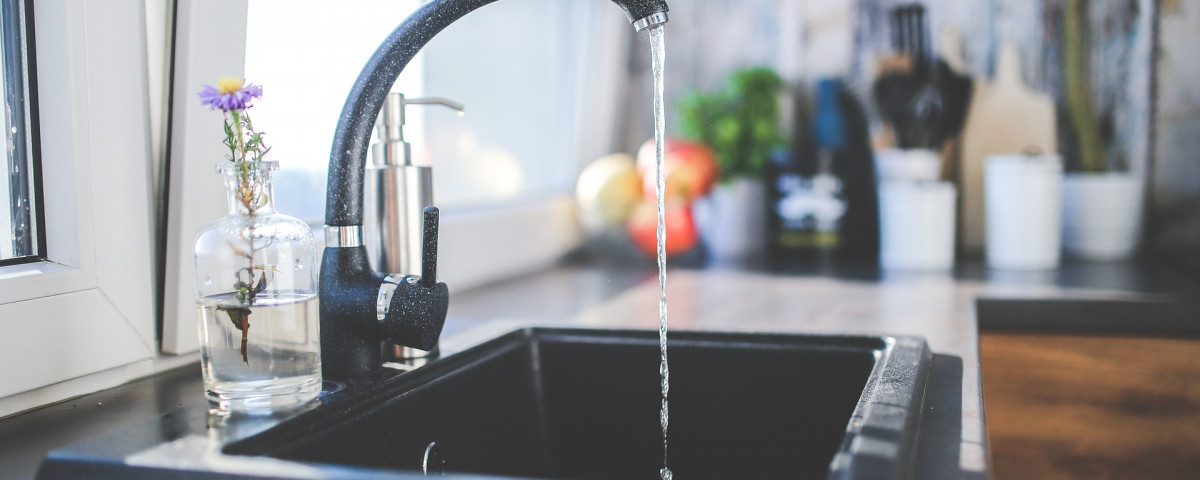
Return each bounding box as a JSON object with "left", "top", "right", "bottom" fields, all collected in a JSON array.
[{"left": 675, "top": 67, "right": 786, "bottom": 181}]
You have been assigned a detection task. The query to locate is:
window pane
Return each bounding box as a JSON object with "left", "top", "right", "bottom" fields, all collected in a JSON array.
[
  {"left": 244, "top": 0, "right": 423, "bottom": 224},
  {"left": 415, "top": 0, "right": 589, "bottom": 208},
  {"left": 1, "top": 0, "right": 36, "bottom": 263},
  {"left": 244, "top": 0, "right": 594, "bottom": 223}
]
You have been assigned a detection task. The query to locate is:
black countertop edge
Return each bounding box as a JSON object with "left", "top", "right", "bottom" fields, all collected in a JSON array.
[
  {"left": 976, "top": 296, "right": 1200, "bottom": 337},
  {"left": 567, "top": 242, "right": 1200, "bottom": 299}
]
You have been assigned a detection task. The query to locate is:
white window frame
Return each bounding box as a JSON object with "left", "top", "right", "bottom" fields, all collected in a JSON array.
[
  {"left": 159, "top": 0, "right": 636, "bottom": 353},
  {"left": 160, "top": 0, "right": 250, "bottom": 354},
  {"left": 0, "top": 0, "right": 162, "bottom": 417}
]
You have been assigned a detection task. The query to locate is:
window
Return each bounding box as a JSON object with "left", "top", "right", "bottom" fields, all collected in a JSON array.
[
  {"left": 0, "top": 0, "right": 41, "bottom": 264},
  {"left": 239, "top": 0, "right": 624, "bottom": 218},
  {"left": 162, "top": 0, "right": 630, "bottom": 352},
  {"left": 242, "top": 0, "right": 423, "bottom": 224},
  {"left": 0, "top": 0, "right": 158, "bottom": 417}
]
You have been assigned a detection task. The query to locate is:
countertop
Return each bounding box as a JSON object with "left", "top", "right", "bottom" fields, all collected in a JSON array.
[{"left": 2, "top": 258, "right": 1197, "bottom": 479}]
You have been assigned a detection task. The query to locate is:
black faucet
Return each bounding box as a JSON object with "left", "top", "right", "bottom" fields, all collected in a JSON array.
[{"left": 319, "top": 0, "right": 670, "bottom": 379}]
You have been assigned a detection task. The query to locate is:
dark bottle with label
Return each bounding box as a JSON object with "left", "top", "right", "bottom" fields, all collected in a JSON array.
[
  {"left": 766, "top": 86, "right": 807, "bottom": 260},
  {"left": 831, "top": 79, "right": 880, "bottom": 262},
  {"left": 768, "top": 79, "right": 878, "bottom": 263}
]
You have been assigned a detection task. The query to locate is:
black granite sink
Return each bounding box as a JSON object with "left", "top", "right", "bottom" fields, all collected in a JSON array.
[
  {"left": 224, "top": 328, "right": 932, "bottom": 479},
  {"left": 36, "top": 328, "right": 931, "bottom": 479}
]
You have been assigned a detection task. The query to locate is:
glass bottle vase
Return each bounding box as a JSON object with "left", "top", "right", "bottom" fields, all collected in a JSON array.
[{"left": 193, "top": 161, "right": 320, "bottom": 411}]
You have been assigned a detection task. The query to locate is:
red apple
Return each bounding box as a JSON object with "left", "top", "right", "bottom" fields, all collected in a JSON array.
[
  {"left": 636, "top": 138, "right": 719, "bottom": 202},
  {"left": 626, "top": 198, "right": 698, "bottom": 258}
]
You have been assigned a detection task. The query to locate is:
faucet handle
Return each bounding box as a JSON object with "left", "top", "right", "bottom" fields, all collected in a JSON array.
[
  {"left": 421, "top": 206, "right": 439, "bottom": 288},
  {"left": 381, "top": 274, "right": 448, "bottom": 352},
  {"left": 377, "top": 205, "right": 447, "bottom": 351}
]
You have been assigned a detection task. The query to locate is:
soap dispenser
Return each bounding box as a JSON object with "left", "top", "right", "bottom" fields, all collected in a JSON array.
[{"left": 365, "top": 92, "right": 464, "bottom": 365}]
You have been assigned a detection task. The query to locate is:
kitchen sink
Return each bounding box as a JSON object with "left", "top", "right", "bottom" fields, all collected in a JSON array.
[
  {"left": 37, "top": 328, "right": 931, "bottom": 479},
  {"left": 224, "top": 328, "right": 932, "bottom": 479}
]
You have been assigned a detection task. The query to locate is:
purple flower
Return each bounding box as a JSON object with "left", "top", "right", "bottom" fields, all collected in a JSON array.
[{"left": 198, "top": 78, "right": 263, "bottom": 112}]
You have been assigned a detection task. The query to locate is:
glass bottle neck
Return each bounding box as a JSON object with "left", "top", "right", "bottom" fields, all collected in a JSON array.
[{"left": 220, "top": 162, "right": 278, "bottom": 216}]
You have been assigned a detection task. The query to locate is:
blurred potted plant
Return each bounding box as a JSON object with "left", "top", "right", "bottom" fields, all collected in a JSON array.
[
  {"left": 677, "top": 67, "right": 787, "bottom": 260},
  {"left": 1060, "top": 0, "right": 1144, "bottom": 261}
]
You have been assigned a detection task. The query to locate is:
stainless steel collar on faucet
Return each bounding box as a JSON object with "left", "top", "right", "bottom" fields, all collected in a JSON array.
[
  {"left": 325, "top": 225, "right": 364, "bottom": 248},
  {"left": 633, "top": 12, "right": 668, "bottom": 32}
]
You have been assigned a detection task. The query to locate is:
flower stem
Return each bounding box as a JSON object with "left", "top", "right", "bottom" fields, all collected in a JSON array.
[{"left": 231, "top": 109, "right": 248, "bottom": 161}]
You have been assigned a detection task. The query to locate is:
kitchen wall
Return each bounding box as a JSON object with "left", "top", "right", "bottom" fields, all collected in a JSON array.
[
  {"left": 856, "top": 0, "right": 1153, "bottom": 175},
  {"left": 619, "top": 0, "right": 855, "bottom": 152},
  {"left": 618, "top": 0, "right": 1196, "bottom": 265},
  {"left": 1153, "top": 1, "right": 1200, "bottom": 271}
]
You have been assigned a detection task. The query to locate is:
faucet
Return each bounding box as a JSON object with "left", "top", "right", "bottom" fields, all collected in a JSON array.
[{"left": 319, "top": 0, "right": 670, "bottom": 378}]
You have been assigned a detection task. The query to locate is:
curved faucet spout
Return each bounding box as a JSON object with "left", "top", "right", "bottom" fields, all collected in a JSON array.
[
  {"left": 323, "top": 0, "right": 668, "bottom": 227},
  {"left": 319, "top": 0, "right": 668, "bottom": 378}
]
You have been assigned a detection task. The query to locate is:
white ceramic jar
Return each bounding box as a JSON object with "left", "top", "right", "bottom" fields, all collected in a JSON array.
[{"left": 985, "top": 154, "right": 1063, "bottom": 270}]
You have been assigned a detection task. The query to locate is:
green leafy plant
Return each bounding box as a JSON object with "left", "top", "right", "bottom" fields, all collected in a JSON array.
[{"left": 679, "top": 67, "right": 787, "bottom": 182}]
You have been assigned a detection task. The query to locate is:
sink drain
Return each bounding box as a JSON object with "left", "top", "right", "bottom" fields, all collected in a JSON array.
[{"left": 423, "top": 442, "right": 445, "bottom": 476}]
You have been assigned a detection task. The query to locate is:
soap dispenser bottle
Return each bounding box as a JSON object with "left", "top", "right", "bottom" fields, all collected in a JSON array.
[{"left": 365, "top": 92, "right": 464, "bottom": 365}]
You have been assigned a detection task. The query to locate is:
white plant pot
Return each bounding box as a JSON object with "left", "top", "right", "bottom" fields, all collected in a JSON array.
[
  {"left": 693, "top": 178, "right": 767, "bottom": 260},
  {"left": 1061, "top": 173, "right": 1144, "bottom": 261}
]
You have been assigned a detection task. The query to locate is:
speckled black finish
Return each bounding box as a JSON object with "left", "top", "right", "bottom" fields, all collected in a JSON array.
[
  {"left": 318, "top": 208, "right": 448, "bottom": 378},
  {"left": 421, "top": 206, "right": 438, "bottom": 288},
  {"left": 384, "top": 279, "right": 448, "bottom": 351},
  {"left": 34, "top": 329, "right": 922, "bottom": 479},
  {"left": 319, "top": 246, "right": 389, "bottom": 377},
  {"left": 613, "top": 0, "right": 670, "bottom": 23},
  {"left": 319, "top": 244, "right": 449, "bottom": 378},
  {"left": 267, "top": 330, "right": 929, "bottom": 479},
  {"left": 239, "top": 329, "right": 911, "bottom": 478}
]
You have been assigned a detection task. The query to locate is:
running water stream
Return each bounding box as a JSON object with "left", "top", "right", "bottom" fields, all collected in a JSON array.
[{"left": 647, "top": 24, "right": 672, "bottom": 480}]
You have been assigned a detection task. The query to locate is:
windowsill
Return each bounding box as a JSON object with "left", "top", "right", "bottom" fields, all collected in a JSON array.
[
  {"left": 308, "top": 194, "right": 584, "bottom": 294},
  {"left": 0, "top": 261, "right": 92, "bottom": 305}
]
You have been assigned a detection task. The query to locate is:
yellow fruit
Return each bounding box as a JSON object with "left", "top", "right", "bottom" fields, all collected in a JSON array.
[{"left": 576, "top": 153, "right": 643, "bottom": 230}]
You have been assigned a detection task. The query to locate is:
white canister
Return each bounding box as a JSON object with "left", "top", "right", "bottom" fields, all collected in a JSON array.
[
  {"left": 985, "top": 154, "right": 1063, "bottom": 270},
  {"left": 879, "top": 181, "right": 957, "bottom": 271},
  {"left": 875, "top": 148, "right": 942, "bottom": 183}
]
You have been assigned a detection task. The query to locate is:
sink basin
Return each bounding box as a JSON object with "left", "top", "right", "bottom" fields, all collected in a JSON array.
[{"left": 225, "top": 328, "right": 932, "bottom": 479}]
